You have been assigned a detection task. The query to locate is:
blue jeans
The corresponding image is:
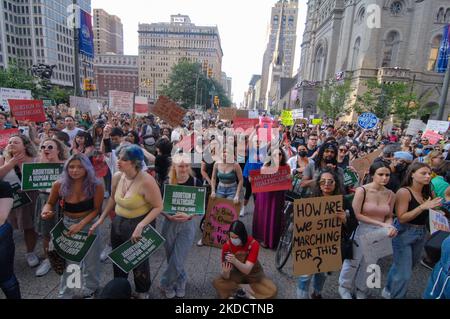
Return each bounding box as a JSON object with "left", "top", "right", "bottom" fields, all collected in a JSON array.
[
  {"left": 297, "top": 273, "right": 326, "bottom": 297},
  {"left": 216, "top": 183, "right": 237, "bottom": 200},
  {"left": 160, "top": 218, "right": 196, "bottom": 291},
  {"left": 385, "top": 219, "right": 427, "bottom": 299},
  {"left": 0, "top": 222, "right": 21, "bottom": 299}
]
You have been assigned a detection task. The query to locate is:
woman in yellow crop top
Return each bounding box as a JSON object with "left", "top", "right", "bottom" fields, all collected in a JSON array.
[{"left": 90, "top": 145, "right": 163, "bottom": 299}]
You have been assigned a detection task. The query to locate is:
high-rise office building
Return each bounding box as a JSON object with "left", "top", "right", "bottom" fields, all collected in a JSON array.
[
  {"left": 0, "top": 0, "right": 93, "bottom": 88},
  {"left": 93, "top": 8, "right": 123, "bottom": 55},
  {"left": 138, "top": 14, "right": 223, "bottom": 101}
]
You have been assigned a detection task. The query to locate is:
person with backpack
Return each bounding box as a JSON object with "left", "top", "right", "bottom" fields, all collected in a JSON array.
[
  {"left": 423, "top": 235, "right": 450, "bottom": 299},
  {"left": 339, "top": 161, "right": 397, "bottom": 299},
  {"left": 140, "top": 115, "right": 160, "bottom": 155}
]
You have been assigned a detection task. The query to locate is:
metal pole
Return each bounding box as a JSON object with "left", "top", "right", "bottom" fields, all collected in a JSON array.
[
  {"left": 437, "top": 53, "right": 450, "bottom": 120},
  {"left": 73, "top": 0, "right": 81, "bottom": 97},
  {"left": 194, "top": 72, "right": 199, "bottom": 108}
]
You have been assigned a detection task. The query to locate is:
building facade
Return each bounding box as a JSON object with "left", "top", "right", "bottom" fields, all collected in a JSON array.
[
  {"left": 93, "top": 8, "right": 123, "bottom": 55},
  {"left": 244, "top": 74, "right": 262, "bottom": 110},
  {"left": 138, "top": 14, "right": 223, "bottom": 102},
  {"left": 260, "top": 0, "right": 299, "bottom": 109},
  {"left": 94, "top": 54, "right": 138, "bottom": 99},
  {"left": 221, "top": 71, "right": 232, "bottom": 101},
  {"left": 0, "top": 0, "right": 93, "bottom": 88},
  {"left": 297, "top": 0, "right": 450, "bottom": 120}
]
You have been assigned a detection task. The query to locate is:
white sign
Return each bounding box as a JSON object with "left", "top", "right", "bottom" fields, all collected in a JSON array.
[
  {"left": 0, "top": 88, "right": 32, "bottom": 111},
  {"left": 406, "top": 119, "right": 427, "bottom": 136},
  {"left": 426, "top": 120, "right": 450, "bottom": 134},
  {"left": 109, "top": 90, "right": 134, "bottom": 114},
  {"left": 429, "top": 209, "right": 450, "bottom": 235},
  {"left": 70, "top": 96, "right": 95, "bottom": 114},
  {"left": 248, "top": 111, "right": 259, "bottom": 119},
  {"left": 359, "top": 227, "right": 393, "bottom": 264},
  {"left": 292, "top": 109, "right": 304, "bottom": 120}
]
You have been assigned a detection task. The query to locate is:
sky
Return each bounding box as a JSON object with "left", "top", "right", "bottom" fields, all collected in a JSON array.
[{"left": 91, "top": 0, "right": 307, "bottom": 106}]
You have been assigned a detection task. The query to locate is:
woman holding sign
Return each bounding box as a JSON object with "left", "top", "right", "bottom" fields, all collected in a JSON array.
[
  {"left": 41, "top": 153, "right": 104, "bottom": 298},
  {"left": 383, "top": 163, "right": 442, "bottom": 299},
  {"left": 0, "top": 134, "right": 40, "bottom": 269},
  {"left": 339, "top": 161, "right": 397, "bottom": 299},
  {"left": 159, "top": 153, "right": 203, "bottom": 299},
  {"left": 296, "top": 169, "right": 355, "bottom": 299},
  {"left": 34, "top": 138, "right": 68, "bottom": 277},
  {"left": 89, "top": 145, "right": 163, "bottom": 299}
]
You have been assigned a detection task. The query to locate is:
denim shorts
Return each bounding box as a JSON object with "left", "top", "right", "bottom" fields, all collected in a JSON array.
[{"left": 216, "top": 183, "right": 238, "bottom": 200}]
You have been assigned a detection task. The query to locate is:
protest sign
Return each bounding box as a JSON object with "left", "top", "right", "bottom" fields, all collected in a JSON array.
[
  {"left": 249, "top": 165, "right": 292, "bottom": 193},
  {"left": 406, "top": 119, "right": 426, "bottom": 136},
  {"left": 163, "top": 185, "right": 206, "bottom": 216},
  {"left": 219, "top": 108, "right": 237, "bottom": 121},
  {"left": 0, "top": 128, "right": 19, "bottom": 149},
  {"left": 11, "top": 183, "right": 32, "bottom": 209},
  {"left": 21, "top": 163, "right": 64, "bottom": 191},
  {"left": 422, "top": 130, "right": 443, "bottom": 145},
  {"left": 236, "top": 109, "right": 249, "bottom": 119},
  {"left": 8, "top": 99, "right": 46, "bottom": 122},
  {"left": 109, "top": 90, "right": 134, "bottom": 113},
  {"left": 358, "top": 112, "right": 379, "bottom": 130},
  {"left": 292, "top": 109, "right": 304, "bottom": 120},
  {"left": 233, "top": 118, "right": 258, "bottom": 133},
  {"left": 429, "top": 209, "right": 450, "bottom": 234},
  {"left": 50, "top": 219, "right": 97, "bottom": 263},
  {"left": 312, "top": 119, "right": 323, "bottom": 125},
  {"left": 108, "top": 225, "right": 165, "bottom": 273},
  {"left": 293, "top": 195, "right": 343, "bottom": 276},
  {"left": 202, "top": 198, "right": 241, "bottom": 248},
  {"left": 134, "top": 96, "right": 149, "bottom": 116},
  {"left": 350, "top": 149, "right": 382, "bottom": 180},
  {"left": 281, "top": 110, "right": 294, "bottom": 126},
  {"left": 426, "top": 120, "right": 449, "bottom": 133},
  {"left": 358, "top": 227, "right": 393, "bottom": 264},
  {"left": 248, "top": 110, "right": 259, "bottom": 119},
  {"left": 43, "top": 99, "right": 54, "bottom": 108},
  {"left": 150, "top": 96, "right": 187, "bottom": 127},
  {"left": 69, "top": 96, "right": 93, "bottom": 113},
  {"left": 343, "top": 169, "right": 359, "bottom": 187},
  {"left": 0, "top": 87, "right": 32, "bottom": 111}
]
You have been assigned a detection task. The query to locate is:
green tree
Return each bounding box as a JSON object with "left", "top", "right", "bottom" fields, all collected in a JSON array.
[
  {"left": 317, "top": 79, "right": 352, "bottom": 120},
  {"left": 161, "top": 59, "right": 231, "bottom": 109}
]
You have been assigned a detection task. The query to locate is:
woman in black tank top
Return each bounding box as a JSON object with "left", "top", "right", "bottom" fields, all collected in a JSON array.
[{"left": 384, "top": 163, "right": 442, "bottom": 299}]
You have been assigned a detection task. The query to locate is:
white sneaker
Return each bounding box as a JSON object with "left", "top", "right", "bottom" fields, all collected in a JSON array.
[
  {"left": 35, "top": 258, "right": 51, "bottom": 277},
  {"left": 338, "top": 286, "right": 353, "bottom": 299},
  {"left": 162, "top": 287, "right": 176, "bottom": 299},
  {"left": 196, "top": 238, "right": 204, "bottom": 247},
  {"left": 176, "top": 283, "right": 186, "bottom": 298},
  {"left": 26, "top": 252, "right": 40, "bottom": 268},
  {"left": 381, "top": 288, "right": 391, "bottom": 299},
  {"left": 100, "top": 245, "right": 112, "bottom": 262},
  {"left": 355, "top": 290, "right": 367, "bottom": 299},
  {"left": 240, "top": 205, "right": 245, "bottom": 217},
  {"left": 296, "top": 288, "right": 310, "bottom": 299}
]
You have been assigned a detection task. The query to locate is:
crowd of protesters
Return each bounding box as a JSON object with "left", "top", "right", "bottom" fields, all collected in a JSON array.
[{"left": 0, "top": 102, "right": 449, "bottom": 300}]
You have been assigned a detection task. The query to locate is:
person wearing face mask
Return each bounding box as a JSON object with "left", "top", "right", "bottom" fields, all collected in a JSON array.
[
  {"left": 390, "top": 152, "right": 413, "bottom": 192},
  {"left": 347, "top": 130, "right": 357, "bottom": 144},
  {"left": 287, "top": 144, "right": 314, "bottom": 196},
  {"left": 212, "top": 220, "right": 277, "bottom": 299}
]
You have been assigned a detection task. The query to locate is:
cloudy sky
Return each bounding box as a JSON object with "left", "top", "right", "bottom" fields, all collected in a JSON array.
[{"left": 91, "top": 0, "right": 307, "bottom": 105}]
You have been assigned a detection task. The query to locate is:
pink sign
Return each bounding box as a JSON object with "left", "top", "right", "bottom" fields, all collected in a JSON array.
[
  {"left": 0, "top": 128, "right": 19, "bottom": 149},
  {"left": 422, "top": 130, "right": 443, "bottom": 145}
]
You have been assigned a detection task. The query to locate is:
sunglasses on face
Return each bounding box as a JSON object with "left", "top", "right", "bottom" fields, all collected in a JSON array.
[
  {"left": 339, "top": 148, "right": 347, "bottom": 152},
  {"left": 319, "top": 179, "right": 335, "bottom": 186},
  {"left": 41, "top": 145, "right": 54, "bottom": 151}
]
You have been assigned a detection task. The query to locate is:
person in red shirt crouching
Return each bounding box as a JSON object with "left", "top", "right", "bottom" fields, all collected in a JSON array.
[{"left": 213, "top": 221, "right": 277, "bottom": 299}]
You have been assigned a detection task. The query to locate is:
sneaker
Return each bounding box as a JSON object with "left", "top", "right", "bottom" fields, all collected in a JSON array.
[
  {"left": 35, "top": 258, "right": 51, "bottom": 277},
  {"left": 26, "top": 252, "right": 40, "bottom": 268},
  {"left": 338, "top": 286, "right": 353, "bottom": 299},
  {"left": 420, "top": 258, "right": 434, "bottom": 271},
  {"left": 100, "top": 245, "right": 112, "bottom": 262},
  {"left": 381, "top": 288, "right": 391, "bottom": 299},
  {"left": 196, "top": 238, "right": 204, "bottom": 247},
  {"left": 296, "top": 288, "right": 309, "bottom": 299},
  {"left": 175, "top": 282, "right": 186, "bottom": 298},
  {"left": 160, "top": 286, "right": 176, "bottom": 299},
  {"left": 355, "top": 290, "right": 367, "bottom": 299},
  {"left": 240, "top": 205, "right": 245, "bottom": 217}
]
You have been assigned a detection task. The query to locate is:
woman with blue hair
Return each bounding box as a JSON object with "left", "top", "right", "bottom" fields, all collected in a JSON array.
[
  {"left": 90, "top": 144, "right": 163, "bottom": 299},
  {"left": 41, "top": 153, "right": 104, "bottom": 298}
]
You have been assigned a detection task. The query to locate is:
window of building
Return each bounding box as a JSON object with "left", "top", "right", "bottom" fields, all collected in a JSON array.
[
  {"left": 351, "top": 37, "right": 361, "bottom": 70},
  {"left": 390, "top": 1, "right": 403, "bottom": 16},
  {"left": 313, "top": 45, "right": 327, "bottom": 81},
  {"left": 382, "top": 31, "right": 400, "bottom": 67},
  {"left": 437, "top": 8, "right": 445, "bottom": 23},
  {"left": 427, "top": 34, "right": 442, "bottom": 72}
]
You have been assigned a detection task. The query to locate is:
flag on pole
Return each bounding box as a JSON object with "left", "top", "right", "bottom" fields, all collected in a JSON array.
[
  {"left": 436, "top": 24, "right": 450, "bottom": 73},
  {"left": 79, "top": 10, "right": 94, "bottom": 58}
]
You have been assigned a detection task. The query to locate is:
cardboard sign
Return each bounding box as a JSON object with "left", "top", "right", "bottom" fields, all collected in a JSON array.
[
  {"left": 8, "top": 99, "right": 46, "bottom": 122},
  {"left": 350, "top": 149, "right": 382, "bottom": 180},
  {"left": 406, "top": 119, "right": 427, "bottom": 136},
  {"left": 109, "top": 90, "right": 134, "bottom": 113},
  {"left": 163, "top": 185, "right": 206, "bottom": 216},
  {"left": 108, "top": 225, "right": 165, "bottom": 273},
  {"left": 0, "top": 87, "right": 32, "bottom": 111},
  {"left": 422, "top": 130, "right": 443, "bottom": 145},
  {"left": 50, "top": 219, "right": 97, "bottom": 263},
  {"left": 236, "top": 110, "right": 249, "bottom": 119},
  {"left": 134, "top": 96, "right": 149, "bottom": 116},
  {"left": 11, "top": 183, "right": 32, "bottom": 209},
  {"left": 429, "top": 209, "right": 450, "bottom": 234},
  {"left": 0, "top": 128, "right": 19, "bottom": 149},
  {"left": 219, "top": 107, "right": 237, "bottom": 121},
  {"left": 233, "top": 118, "right": 258, "bottom": 132},
  {"left": 293, "top": 195, "right": 343, "bottom": 276},
  {"left": 426, "top": 120, "right": 449, "bottom": 133},
  {"left": 249, "top": 165, "right": 292, "bottom": 193},
  {"left": 202, "top": 198, "right": 241, "bottom": 249},
  {"left": 151, "top": 96, "right": 187, "bottom": 127},
  {"left": 21, "top": 163, "right": 64, "bottom": 191}
]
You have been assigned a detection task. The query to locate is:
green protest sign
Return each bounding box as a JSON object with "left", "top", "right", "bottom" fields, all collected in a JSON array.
[
  {"left": 21, "top": 163, "right": 64, "bottom": 191},
  {"left": 50, "top": 219, "right": 97, "bottom": 263},
  {"left": 343, "top": 169, "right": 359, "bottom": 187},
  {"left": 163, "top": 185, "right": 206, "bottom": 216},
  {"left": 43, "top": 99, "right": 54, "bottom": 108},
  {"left": 11, "top": 183, "right": 32, "bottom": 209},
  {"left": 108, "top": 225, "right": 165, "bottom": 273}
]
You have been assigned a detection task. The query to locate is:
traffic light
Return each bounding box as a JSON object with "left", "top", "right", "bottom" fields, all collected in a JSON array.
[
  {"left": 208, "top": 68, "right": 213, "bottom": 78},
  {"left": 203, "top": 60, "right": 208, "bottom": 73},
  {"left": 214, "top": 96, "right": 219, "bottom": 106},
  {"left": 83, "top": 78, "right": 96, "bottom": 91}
]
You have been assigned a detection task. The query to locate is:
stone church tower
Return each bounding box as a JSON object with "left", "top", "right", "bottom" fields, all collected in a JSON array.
[{"left": 297, "top": 0, "right": 450, "bottom": 120}]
